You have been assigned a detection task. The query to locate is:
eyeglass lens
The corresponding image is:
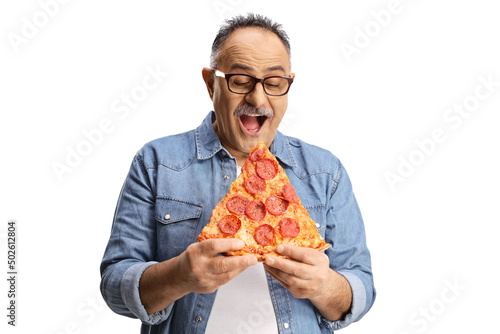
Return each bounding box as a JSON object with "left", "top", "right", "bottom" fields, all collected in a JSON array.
[{"left": 228, "top": 75, "right": 289, "bottom": 95}]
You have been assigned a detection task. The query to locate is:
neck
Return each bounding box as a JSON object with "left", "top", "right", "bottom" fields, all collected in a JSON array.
[
  {"left": 212, "top": 122, "right": 248, "bottom": 167},
  {"left": 230, "top": 150, "right": 248, "bottom": 167}
]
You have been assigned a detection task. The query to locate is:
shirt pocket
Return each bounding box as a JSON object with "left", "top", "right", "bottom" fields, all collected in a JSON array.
[{"left": 155, "top": 197, "right": 203, "bottom": 259}]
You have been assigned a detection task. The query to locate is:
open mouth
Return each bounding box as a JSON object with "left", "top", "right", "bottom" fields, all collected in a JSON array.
[{"left": 238, "top": 114, "right": 268, "bottom": 135}]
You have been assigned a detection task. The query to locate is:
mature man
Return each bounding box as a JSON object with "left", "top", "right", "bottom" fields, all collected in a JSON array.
[{"left": 100, "top": 14, "right": 375, "bottom": 333}]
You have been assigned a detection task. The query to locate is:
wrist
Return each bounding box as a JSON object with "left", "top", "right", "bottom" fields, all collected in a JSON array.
[
  {"left": 139, "top": 256, "right": 190, "bottom": 314},
  {"left": 167, "top": 254, "right": 191, "bottom": 296},
  {"left": 309, "top": 269, "right": 352, "bottom": 321},
  {"left": 309, "top": 268, "right": 335, "bottom": 304}
]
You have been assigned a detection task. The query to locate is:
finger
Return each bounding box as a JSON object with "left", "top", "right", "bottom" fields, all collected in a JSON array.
[
  {"left": 265, "top": 265, "right": 317, "bottom": 299},
  {"left": 264, "top": 264, "right": 307, "bottom": 290},
  {"left": 264, "top": 266, "right": 289, "bottom": 287},
  {"left": 208, "top": 256, "right": 258, "bottom": 288},
  {"left": 264, "top": 256, "right": 312, "bottom": 281},
  {"left": 211, "top": 254, "right": 257, "bottom": 274},
  {"left": 198, "top": 238, "right": 245, "bottom": 256},
  {"left": 274, "top": 244, "right": 321, "bottom": 265}
]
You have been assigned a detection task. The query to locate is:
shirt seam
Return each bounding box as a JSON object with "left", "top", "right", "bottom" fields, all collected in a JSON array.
[
  {"left": 329, "top": 160, "right": 342, "bottom": 199},
  {"left": 136, "top": 152, "right": 148, "bottom": 175},
  {"left": 144, "top": 155, "right": 198, "bottom": 172},
  {"left": 155, "top": 196, "right": 203, "bottom": 207}
]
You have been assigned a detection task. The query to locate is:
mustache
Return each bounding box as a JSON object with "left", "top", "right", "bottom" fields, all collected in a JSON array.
[{"left": 233, "top": 104, "right": 274, "bottom": 119}]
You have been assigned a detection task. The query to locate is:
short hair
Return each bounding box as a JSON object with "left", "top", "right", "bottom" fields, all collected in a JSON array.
[{"left": 210, "top": 13, "right": 291, "bottom": 69}]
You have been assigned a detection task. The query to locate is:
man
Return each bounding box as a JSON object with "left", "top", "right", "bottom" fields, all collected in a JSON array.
[{"left": 100, "top": 13, "right": 375, "bottom": 333}]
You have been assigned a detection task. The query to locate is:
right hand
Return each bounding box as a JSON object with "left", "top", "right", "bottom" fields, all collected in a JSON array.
[{"left": 177, "top": 239, "right": 258, "bottom": 294}]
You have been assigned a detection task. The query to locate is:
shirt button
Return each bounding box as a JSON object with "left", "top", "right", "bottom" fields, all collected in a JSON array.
[
  {"left": 164, "top": 214, "right": 171, "bottom": 220},
  {"left": 283, "top": 322, "right": 289, "bottom": 329},
  {"left": 195, "top": 316, "right": 202, "bottom": 323},
  {"left": 224, "top": 175, "right": 230, "bottom": 180},
  {"left": 315, "top": 223, "right": 320, "bottom": 228}
]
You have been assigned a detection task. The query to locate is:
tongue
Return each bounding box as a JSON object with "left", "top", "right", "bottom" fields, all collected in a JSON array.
[{"left": 240, "top": 115, "right": 260, "bottom": 131}]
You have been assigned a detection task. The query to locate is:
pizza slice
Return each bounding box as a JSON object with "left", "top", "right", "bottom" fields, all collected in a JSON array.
[{"left": 197, "top": 142, "right": 330, "bottom": 261}]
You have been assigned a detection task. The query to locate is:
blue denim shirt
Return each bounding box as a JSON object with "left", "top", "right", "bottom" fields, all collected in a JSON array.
[{"left": 100, "top": 111, "right": 375, "bottom": 333}]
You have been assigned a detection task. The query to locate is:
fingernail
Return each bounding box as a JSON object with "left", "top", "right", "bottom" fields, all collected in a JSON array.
[
  {"left": 266, "top": 257, "right": 275, "bottom": 265},
  {"left": 276, "top": 245, "right": 284, "bottom": 253}
]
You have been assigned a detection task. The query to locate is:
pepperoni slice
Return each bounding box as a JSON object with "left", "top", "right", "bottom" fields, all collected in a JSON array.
[
  {"left": 226, "top": 196, "right": 249, "bottom": 215},
  {"left": 218, "top": 215, "right": 241, "bottom": 235},
  {"left": 254, "top": 224, "right": 275, "bottom": 246},
  {"left": 245, "top": 200, "right": 266, "bottom": 222},
  {"left": 256, "top": 158, "right": 278, "bottom": 180},
  {"left": 249, "top": 148, "right": 265, "bottom": 162},
  {"left": 265, "top": 195, "right": 289, "bottom": 216},
  {"left": 244, "top": 174, "right": 266, "bottom": 194},
  {"left": 278, "top": 218, "right": 300, "bottom": 238},
  {"left": 282, "top": 184, "right": 298, "bottom": 203}
]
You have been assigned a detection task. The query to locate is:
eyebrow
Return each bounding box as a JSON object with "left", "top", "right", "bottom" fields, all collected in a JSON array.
[
  {"left": 228, "top": 63, "right": 287, "bottom": 75},
  {"left": 266, "top": 65, "right": 286, "bottom": 73},
  {"left": 229, "top": 63, "right": 254, "bottom": 72}
]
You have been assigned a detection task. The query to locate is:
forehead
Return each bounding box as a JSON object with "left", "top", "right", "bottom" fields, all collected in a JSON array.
[{"left": 218, "top": 27, "right": 291, "bottom": 74}]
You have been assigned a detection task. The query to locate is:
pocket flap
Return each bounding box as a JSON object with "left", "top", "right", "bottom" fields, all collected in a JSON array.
[{"left": 155, "top": 197, "right": 203, "bottom": 224}]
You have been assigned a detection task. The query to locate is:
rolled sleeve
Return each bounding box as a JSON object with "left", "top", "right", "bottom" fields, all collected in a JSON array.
[{"left": 120, "top": 261, "right": 173, "bottom": 325}]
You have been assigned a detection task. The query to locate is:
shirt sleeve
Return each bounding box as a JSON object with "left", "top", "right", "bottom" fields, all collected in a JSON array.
[
  {"left": 318, "top": 160, "right": 376, "bottom": 331},
  {"left": 100, "top": 151, "right": 173, "bottom": 325}
]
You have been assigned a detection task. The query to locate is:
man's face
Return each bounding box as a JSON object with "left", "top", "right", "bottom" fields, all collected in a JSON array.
[{"left": 203, "top": 27, "right": 294, "bottom": 161}]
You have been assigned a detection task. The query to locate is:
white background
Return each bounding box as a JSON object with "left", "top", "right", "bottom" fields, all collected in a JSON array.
[{"left": 1, "top": 0, "right": 499, "bottom": 333}]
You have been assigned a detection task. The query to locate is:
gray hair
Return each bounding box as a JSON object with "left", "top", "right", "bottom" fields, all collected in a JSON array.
[{"left": 210, "top": 13, "right": 291, "bottom": 69}]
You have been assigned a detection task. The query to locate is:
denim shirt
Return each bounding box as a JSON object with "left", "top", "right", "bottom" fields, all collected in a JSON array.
[{"left": 100, "top": 111, "right": 375, "bottom": 334}]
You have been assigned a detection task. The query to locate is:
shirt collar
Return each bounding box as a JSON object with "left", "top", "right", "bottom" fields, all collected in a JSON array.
[
  {"left": 195, "top": 111, "right": 296, "bottom": 168},
  {"left": 195, "top": 111, "right": 224, "bottom": 160},
  {"left": 270, "top": 131, "right": 296, "bottom": 167}
]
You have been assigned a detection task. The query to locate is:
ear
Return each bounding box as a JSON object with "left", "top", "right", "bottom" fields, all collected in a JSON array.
[{"left": 202, "top": 67, "right": 215, "bottom": 100}]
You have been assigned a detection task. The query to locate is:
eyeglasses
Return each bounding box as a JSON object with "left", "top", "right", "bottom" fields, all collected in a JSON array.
[{"left": 213, "top": 70, "right": 294, "bottom": 96}]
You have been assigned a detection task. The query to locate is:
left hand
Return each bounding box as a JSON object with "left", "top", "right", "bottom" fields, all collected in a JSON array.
[{"left": 263, "top": 244, "right": 331, "bottom": 300}]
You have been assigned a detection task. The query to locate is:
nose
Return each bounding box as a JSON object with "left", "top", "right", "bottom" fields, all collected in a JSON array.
[{"left": 244, "top": 81, "right": 269, "bottom": 108}]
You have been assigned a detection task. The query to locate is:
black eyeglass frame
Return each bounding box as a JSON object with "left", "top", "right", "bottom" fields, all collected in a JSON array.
[{"left": 213, "top": 69, "right": 294, "bottom": 96}]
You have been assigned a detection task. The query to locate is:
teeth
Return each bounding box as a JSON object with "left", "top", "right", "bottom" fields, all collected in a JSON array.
[{"left": 246, "top": 113, "right": 261, "bottom": 117}]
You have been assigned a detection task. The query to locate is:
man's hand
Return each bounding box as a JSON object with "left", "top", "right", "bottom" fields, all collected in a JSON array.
[
  {"left": 140, "top": 239, "right": 257, "bottom": 314},
  {"left": 263, "top": 244, "right": 330, "bottom": 299},
  {"left": 264, "top": 244, "right": 352, "bottom": 321},
  {"left": 178, "top": 239, "right": 258, "bottom": 294}
]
